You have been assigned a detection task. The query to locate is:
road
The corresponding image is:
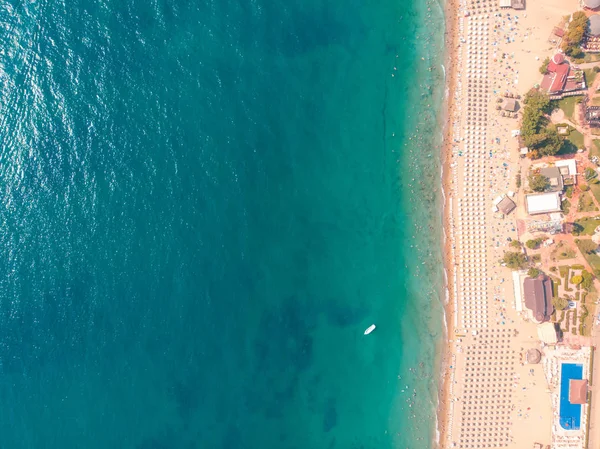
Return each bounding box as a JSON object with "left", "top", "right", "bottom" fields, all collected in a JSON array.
[{"left": 588, "top": 325, "right": 600, "bottom": 449}]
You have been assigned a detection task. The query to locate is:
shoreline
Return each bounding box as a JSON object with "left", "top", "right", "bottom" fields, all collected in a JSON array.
[{"left": 433, "top": 0, "right": 458, "bottom": 446}]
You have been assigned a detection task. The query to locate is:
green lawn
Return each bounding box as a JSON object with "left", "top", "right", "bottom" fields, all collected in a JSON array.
[
  {"left": 581, "top": 302, "right": 595, "bottom": 337},
  {"left": 552, "top": 241, "right": 577, "bottom": 260},
  {"left": 585, "top": 69, "right": 599, "bottom": 87},
  {"left": 568, "top": 129, "right": 585, "bottom": 149},
  {"left": 576, "top": 239, "right": 600, "bottom": 272},
  {"left": 590, "top": 182, "right": 600, "bottom": 205},
  {"left": 574, "top": 216, "right": 600, "bottom": 235},
  {"left": 556, "top": 96, "right": 580, "bottom": 122},
  {"left": 579, "top": 192, "right": 599, "bottom": 212},
  {"left": 584, "top": 54, "right": 600, "bottom": 63}
]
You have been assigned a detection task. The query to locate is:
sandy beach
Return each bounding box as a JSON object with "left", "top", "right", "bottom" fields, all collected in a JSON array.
[{"left": 437, "top": 0, "right": 584, "bottom": 448}]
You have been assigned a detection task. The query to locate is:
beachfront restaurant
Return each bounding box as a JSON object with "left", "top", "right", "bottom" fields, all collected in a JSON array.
[
  {"left": 523, "top": 274, "right": 554, "bottom": 323},
  {"left": 525, "top": 192, "right": 562, "bottom": 215}
]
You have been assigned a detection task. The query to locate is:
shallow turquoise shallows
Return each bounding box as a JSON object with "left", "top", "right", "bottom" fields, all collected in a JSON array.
[{"left": 0, "top": 0, "right": 446, "bottom": 447}]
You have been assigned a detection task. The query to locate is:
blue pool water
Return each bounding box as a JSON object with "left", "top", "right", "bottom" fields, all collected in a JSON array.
[{"left": 559, "top": 363, "right": 584, "bottom": 430}]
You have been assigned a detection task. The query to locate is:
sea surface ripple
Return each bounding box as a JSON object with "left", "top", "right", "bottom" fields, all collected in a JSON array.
[{"left": 0, "top": 0, "right": 445, "bottom": 448}]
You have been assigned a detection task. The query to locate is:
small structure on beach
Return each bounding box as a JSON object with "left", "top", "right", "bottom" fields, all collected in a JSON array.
[
  {"left": 569, "top": 379, "right": 589, "bottom": 404},
  {"left": 526, "top": 348, "right": 542, "bottom": 364},
  {"left": 553, "top": 27, "right": 565, "bottom": 38},
  {"left": 502, "top": 98, "right": 519, "bottom": 112},
  {"left": 537, "top": 322, "right": 559, "bottom": 344},
  {"left": 526, "top": 192, "right": 562, "bottom": 215},
  {"left": 523, "top": 274, "right": 554, "bottom": 323},
  {"left": 549, "top": 27, "right": 565, "bottom": 46},
  {"left": 500, "top": 0, "right": 525, "bottom": 8},
  {"left": 497, "top": 196, "right": 516, "bottom": 215}
]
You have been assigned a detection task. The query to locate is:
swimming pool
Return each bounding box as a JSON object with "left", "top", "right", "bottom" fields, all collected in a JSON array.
[{"left": 559, "top": 363, "right": 583, "bottom": 430}]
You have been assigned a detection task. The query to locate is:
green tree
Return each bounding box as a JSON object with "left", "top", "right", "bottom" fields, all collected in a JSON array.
[
  {"left": 537, "top": 126, "right": 563, "bottom": 157},
  {"left": 553, "top": 296, "right": 569, "bottom": 310},
  {"left": 585, "top": 167, "right": 598, "bottom": 182},
  {"left": 502, "top": 251, "right": 528, "bottom": 269},
  {"left": 521, "top": 90, "right": 551, "bottom": 140},
  {"left": 566, "top": 186, "right": 573, "bottom": 198},
  {"left": 528, "top": 267, "right": 541, "bottom": 277},
  {"left": 539, "top": 57, "right": 550, "bottom": 75},
  {"left": 561, "top": 11, "right": 588, "bottom": 55},
  {"left": 526, "top": 238, "right": 544, "bottom": 249},
  {"left": 510, "top": 240, "right": 521, "bottom": 249},
  {"left": 572, "top": 223, "right": 584, "bottom": 236},
  {"left": 529, "top": 174, "right": 550, "bottom": 192},
  {"left": 582, "top": 270, "right": 593, "bottom": 290}
]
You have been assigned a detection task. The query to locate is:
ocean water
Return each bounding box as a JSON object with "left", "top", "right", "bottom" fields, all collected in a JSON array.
[{"left": 0, "top": 0, "right": 446, "bottom": 448}]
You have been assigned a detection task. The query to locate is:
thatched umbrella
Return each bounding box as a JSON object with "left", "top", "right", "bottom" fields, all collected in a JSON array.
[{"left": 526, "top": 348, "right": 542, "bottom": 364}]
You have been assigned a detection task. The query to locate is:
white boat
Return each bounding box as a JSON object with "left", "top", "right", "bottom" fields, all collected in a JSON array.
[{"left": 364, "top": 324, "right": 376, "bottom": 335}]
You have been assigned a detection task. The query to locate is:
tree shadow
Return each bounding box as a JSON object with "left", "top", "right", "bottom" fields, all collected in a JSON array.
[{"left": 558, "top": 139, "right": 578, "bottom": 155}]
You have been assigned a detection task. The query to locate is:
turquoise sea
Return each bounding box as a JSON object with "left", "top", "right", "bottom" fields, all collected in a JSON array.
[{"left": 0, "top": 0, "right": 446, "bottom": 447}]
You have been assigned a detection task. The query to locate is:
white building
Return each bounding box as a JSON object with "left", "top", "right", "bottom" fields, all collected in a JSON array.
[
  {"left": 526, "top": 192, "right": 562, "bottom": 215},
  {"left": 555, "top": 159, "right": 577, "bottom": 178}
]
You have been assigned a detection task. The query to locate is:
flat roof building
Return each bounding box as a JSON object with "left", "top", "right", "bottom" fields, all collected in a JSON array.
[
  {"left": 556, "top": 159, "right": 577, "bottom": 177},
  {"left": 526, "top": 192, "right": 562, "bottom": 215},
  {"left": 540, "top": 166, "right": 564, "bottom": 192}
]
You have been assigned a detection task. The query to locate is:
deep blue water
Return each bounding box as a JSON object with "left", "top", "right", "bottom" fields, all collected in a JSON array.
[
  {"left": 559, "top": 363, "right": 583, "bottom": 430},
  {"left": 0, "top": 0, "right": 445, "bottom": 447}
]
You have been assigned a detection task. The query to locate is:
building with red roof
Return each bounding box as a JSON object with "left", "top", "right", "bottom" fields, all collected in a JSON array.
[{"left": 540, "top": 53, "right": 586, "bottom": 98}]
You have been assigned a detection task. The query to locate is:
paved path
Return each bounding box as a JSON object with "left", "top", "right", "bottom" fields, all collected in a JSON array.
[
  {"left": 573, "top": 62, "right": 600, "bottom": 70},
  {"left": 588, "top": 330, "right": 600, "bottom": 449}
]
